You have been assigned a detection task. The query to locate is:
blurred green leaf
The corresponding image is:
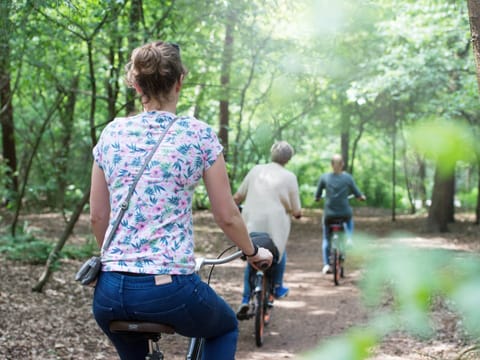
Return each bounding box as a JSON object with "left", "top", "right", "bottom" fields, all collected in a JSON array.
[{"left": 407, "top": 120, "right": 477, "bottom": 176}]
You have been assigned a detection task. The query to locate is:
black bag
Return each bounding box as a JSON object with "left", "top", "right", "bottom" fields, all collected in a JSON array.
[
  {"left": 75, "top": 256, "right": 102, "bottom": 285},
  {"left": 250, "top": 232, "right": 280, "bottom": 264}
]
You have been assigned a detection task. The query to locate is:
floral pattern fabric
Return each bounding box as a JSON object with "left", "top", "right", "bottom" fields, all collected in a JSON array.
[{"left": 93, "top": 111, "right": 223, "bottom": 275}]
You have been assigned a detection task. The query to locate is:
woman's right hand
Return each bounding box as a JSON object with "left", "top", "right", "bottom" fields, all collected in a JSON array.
[{"left": 247, "top": 247, "right": 273, "bottom": 270}]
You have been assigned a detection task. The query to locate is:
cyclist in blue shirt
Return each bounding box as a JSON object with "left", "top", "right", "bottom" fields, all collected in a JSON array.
[{"left": 314, "top": 154, "right": 366, "bottom": 274}]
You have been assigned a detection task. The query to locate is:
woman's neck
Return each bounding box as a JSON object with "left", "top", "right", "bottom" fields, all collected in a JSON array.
[
  {"left": 142, "top": 93, "right": 178, "bottom": 114},
  {"left": 143, "top": 101, "right": 176, "bottom": 114}
]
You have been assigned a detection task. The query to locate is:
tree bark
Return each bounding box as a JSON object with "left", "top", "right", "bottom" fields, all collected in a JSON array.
[
  {"left": 391, "top": 111, "right": 397, "bottom": 222},
  {"left": 55, "top": 76, "right": 78, "bottom": 216},
  {"left": 476, "top": 165, "right": 480, "bottom": 225},
  {"left": 468, "top": 0, "right": 480, "bottom": 93},
  {"left": 125, "top": 0, "right": 143, "bottom": 116},
  {"left": 340, "top": 130, "right": 349, "bottom": 172},
  {"left": 0, "top": 0, "right": 18, "bottom": 199},
  {"left": 427, "top": 164, "right": 454, "bottom": 232},
  {"left": 219, "top": 9, "right": 235, "bottom": 161},
  {"left": 340, "top": 99, "right": 350, "bottom": 172},
  {"left": 467, "top": 0, "right": 480, "bottom": 224},
  {"left": 417, "top": 155, "right": 427, "bottom": 207}
]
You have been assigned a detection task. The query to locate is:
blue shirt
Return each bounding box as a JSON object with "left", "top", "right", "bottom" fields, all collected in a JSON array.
[{"left": 315, "top": 172, "right": 363, "bottom": 219}]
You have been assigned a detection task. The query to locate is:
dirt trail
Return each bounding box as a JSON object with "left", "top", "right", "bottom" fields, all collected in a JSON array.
[{"left": 0, "top": 208, "right": 478, "bottom": 359}]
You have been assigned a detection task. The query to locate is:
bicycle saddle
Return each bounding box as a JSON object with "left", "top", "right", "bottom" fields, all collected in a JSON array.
[{"left": 110, "top": 320, "right": 175, "bottom": 335}]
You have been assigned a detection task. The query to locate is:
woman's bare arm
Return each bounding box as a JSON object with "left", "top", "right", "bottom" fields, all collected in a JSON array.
[{"left": 90, "top": 163, "right": 110, "bottom": 248}]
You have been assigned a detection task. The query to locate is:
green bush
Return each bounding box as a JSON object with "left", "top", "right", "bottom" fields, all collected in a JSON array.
[
  {"left": 0, "top": 233, "right": 98, "bottom": 265},
  {"left": 457, "top": 188, "right": 478, "bottom": 211},
  {"left": 0, "top": 233, "right": 53, "bottom": 264}
]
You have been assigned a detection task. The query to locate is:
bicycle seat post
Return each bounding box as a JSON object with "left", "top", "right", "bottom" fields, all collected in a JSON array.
[{"left": 109, "top": 321, "right": 175, "bottom": 360}]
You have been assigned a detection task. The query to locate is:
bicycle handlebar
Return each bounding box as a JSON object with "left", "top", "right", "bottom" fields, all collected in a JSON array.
[
  {"left": 195, "top": 250, "right": 243, "bottom": 272},
  {"left": 194, "top": 250, "right": 271, "bottom": 272}
]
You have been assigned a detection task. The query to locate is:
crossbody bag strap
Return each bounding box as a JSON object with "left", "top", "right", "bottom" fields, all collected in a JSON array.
[{"left": 101, "top": 116, "right": 178, "bottom": 252}]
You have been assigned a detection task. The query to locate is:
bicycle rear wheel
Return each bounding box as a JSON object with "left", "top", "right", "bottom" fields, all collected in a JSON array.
[
  {"left": 332, "top": 248, "right": 340, "bottom": 286},
  {"left": 254, "top": 275, "right": 267, "bottom": 347}
]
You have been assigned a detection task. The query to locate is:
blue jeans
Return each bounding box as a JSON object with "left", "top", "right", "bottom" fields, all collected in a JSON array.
[
  {"left": 241, "top": 252, "right": 287, "bottom": 300},
  {"left": 322, "top": 217, "right": 353, "bottom": 265},
  {"left": 93, "top": 271, "right": 238, "bottom": 360}
]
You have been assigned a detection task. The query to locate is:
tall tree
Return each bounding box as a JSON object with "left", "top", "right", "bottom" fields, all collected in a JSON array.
[
  {"left": 468, "top": 0, "right": 480, "bottom": 93},
  {"left": 219, "top": 5, "right": 236, "bottom": 160},
  {"left": 467, "top": 0, "right": 480, "bottom": 224},
  {"left": 0, "top": 0, "right": 18, "bottom": 200},
  {"left": 427, "top": 165, "right": 454, "bottom": 232},
  {"left": 125, "top": 0, "right": 143, "bottom": 116}
]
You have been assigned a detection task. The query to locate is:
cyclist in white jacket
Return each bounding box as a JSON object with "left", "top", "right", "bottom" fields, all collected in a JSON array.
[{"left": 234, "top": 141, "right": 302, "bottom": 317}]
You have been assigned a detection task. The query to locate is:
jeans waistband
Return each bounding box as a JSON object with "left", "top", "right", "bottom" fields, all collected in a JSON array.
[
  {"left": 113, "top": 271, "right": 151, "bottom": 277},
  {"left": 102, "top": 271, "right": 196, "bottom": 288}
]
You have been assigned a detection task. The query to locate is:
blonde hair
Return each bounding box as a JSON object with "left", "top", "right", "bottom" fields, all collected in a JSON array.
[
  {"left": 125, "top": 41, "right": 187, "bottom": 105},
  {"left": 271, "top": 141, "right": 294, "bottom": 165}
]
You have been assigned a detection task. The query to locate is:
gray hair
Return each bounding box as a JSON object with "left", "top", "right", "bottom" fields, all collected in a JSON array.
[{"left": 270, "top": 141, "right": 294, "bottom": 165}]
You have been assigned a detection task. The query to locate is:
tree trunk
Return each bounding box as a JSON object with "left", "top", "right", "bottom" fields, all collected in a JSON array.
[
  {"left": 55, "top": 76, "right": 78, "bottom": 215},
  {"left": 32, "top": 188, "right": 90, "bottom": 292},
  {"left": 427, "top": 164, "right": 455, "bottom": 232},
  {"left": 476, "top": 165, "right": 480, "bottom": 225},
  {"left": 11, "top": 95, "right": 64, "bottom": 236},
  {"left": 417, "top": 155, "right": 427, "bottom": 207},
  {"left": 391, "top": 113, "right": 397, "bottom": 222},
  {"left": 468, "top": 0, "right": 480, "bottom": 93},
  {"left": 340, "top": 130, "right": 349, "bottom": 172},
  {"left": 219, "top": 10, "right": 235, "bottom": 161},
  {"left": 350, "top": 103, "right": 367, "bottom": 175},
  {"left": 339, "top": 100, "right": 350, "bottom": 172},
  {"left": 400, "top": 127, "right": 415, "bottom": 214},
  {"left": 467, "top": 0, "right": 480, "bottom": 224},
  {"left": 0, "top": 0, "right": 18, "bottom": 200},
  {"left": 125, "top": 0, "right": 143, "bottom": 116}
]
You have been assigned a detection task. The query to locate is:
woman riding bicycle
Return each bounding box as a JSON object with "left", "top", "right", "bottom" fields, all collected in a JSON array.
[
  {"left": 89, "top": 40, "right": 272, "bottom": 360},
  {"left": 233, "top": 141, "right": 302, "bottom": 317},
  {"left": 314, "top": 154, "right": 366, "bottom": 274}
]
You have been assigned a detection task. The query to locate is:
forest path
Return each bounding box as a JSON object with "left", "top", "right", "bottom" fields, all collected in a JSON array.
[{"left": 0, "top": 208, "right": 478, "bottom": 359}]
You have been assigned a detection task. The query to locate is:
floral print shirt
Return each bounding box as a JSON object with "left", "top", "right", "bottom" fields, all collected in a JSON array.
[{"left": 93, "top": 111, "right": 223, "bottom": 275}]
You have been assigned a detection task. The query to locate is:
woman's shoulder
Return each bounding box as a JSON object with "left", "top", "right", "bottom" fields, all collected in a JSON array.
[{"left": 177, "top": 115, "right": 213, "bottom": 129}]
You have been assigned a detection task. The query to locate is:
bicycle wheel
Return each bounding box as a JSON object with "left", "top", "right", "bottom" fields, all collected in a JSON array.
[
  {"left": 264, "top": 277, "right": 274, "bottom": 326},
  {"left": 254, "top": 275, "right": 267, "bottom": 347},
  {"left": 332, "top": 248, "right": 340, "bottom": 286},
  {"left": 340, "top": 252, "right": 345, "bottom": 278}
]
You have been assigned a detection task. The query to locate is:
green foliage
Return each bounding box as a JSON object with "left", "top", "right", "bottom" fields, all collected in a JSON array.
[
  {"left": 0, "top": 233, "right": 53, "bottom": 264},
  {"left": 408, "top": 120, "right": 478, "bottom": 176},
  {"left": 193, "top": 183, "right": 210, "bottom": 210},
  {"left": 2, "top": 0, "right": 479, "bottom": 221},
  {"left": 303, "top": 328, "right": 378, "bottom": 360},
  {"left": 0, "top": 156, "right": 13, "bottom": 203},
  {"left": 457, "top": 188, "right": 478, "bottom": 210},
  {"left": 0, "top": 232, "right": 98, "bottom": 265},
  {"left": 63, "top": 238, "right": 99, "bottom": 260},
  {"left": 301, "top": 234, "right": 480, "bottom": 359}
]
